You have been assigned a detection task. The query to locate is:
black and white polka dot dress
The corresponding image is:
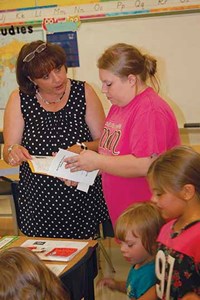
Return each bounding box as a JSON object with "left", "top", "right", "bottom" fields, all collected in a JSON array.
[{"left": 18, "top": 79, "right": 109, "bottom": 238}]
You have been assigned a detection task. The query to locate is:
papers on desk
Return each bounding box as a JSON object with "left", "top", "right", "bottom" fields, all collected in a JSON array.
[
  {"left": 28, "top": 149, "right": 99, "bottom": 193},
  {"left": 20, "top": 239, "right": 88, "bottom": 262},
  {"left": 0, "top": 236, "right": 19, "bottom": 249}
]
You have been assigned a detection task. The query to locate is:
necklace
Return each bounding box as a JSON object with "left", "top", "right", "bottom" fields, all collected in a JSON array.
[
  {"left": 171, "top": 219, "right": 200, "bottom": 238},
  {"left": 37, "top": 89, "right": 66, "bottom": 105}
]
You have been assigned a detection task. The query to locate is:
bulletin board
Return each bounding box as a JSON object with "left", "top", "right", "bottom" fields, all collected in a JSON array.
[{"left": 0, "top": 28, "right": 44, "bottom": 110}]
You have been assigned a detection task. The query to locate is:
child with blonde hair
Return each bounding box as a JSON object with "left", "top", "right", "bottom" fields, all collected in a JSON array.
[
  {"left": 147, "top": 145, "right": 200, "bottom": 300},
  {"left": 98, "top": 202, "right": 164, "bottom": 299},
  {"left": 0, "top": 246, "right": 70, "bottom": 300}
]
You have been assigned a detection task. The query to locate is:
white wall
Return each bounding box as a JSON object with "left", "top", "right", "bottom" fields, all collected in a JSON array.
[
  {"left": 71, "top": 13, "right": 200, "bottom": 144},
  {"left": 1, "top": 12, "right": 200, "bottom": 144}
]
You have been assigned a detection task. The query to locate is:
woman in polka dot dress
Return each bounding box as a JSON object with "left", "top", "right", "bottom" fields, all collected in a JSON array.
[{"left": 3, "top": 40, "right": 110, "bottom": 239}]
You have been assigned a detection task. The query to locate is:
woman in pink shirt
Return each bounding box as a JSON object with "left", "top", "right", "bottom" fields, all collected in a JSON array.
[{"left": 65, "top": 43, "right": 181, "bottom": 226}]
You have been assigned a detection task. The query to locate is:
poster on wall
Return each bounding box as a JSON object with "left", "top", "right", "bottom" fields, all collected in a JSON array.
[
  {"left": 0, "top": 26, "right": 44, "bottom": 109},
  {"left": 47, "top": 31, "right": 80, "bottom": 68}
]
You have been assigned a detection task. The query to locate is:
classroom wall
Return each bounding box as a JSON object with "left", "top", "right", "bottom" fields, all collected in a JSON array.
[
  {"left": 73, "top": 13, "right": 200, "bottom": 144},
  {"left": 0, "top": 5, "right": 200, "bottom": 144},
  {"left": 74, "top": 13, "right": 199, "bottom": 122}
]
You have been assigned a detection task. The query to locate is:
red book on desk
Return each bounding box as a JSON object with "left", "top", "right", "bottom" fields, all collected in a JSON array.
[
  {"left": 21, "top": 239, "right": 88, "bottom": 262},
  {"left": 45, "top": 247, "right": 78, "bottom": 258}
]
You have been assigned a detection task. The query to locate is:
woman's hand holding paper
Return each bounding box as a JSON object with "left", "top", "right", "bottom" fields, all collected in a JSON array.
[{"left": 64, "top": 150, "right": 99, "bottom": 173}]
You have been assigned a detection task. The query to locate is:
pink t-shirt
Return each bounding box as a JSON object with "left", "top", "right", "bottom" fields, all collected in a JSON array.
[
  {"left": 99, "top": 87, "right": 181, "bottom": 225},
  {"left": 157, "top": 220, "right": 200, "bottom": 261}
]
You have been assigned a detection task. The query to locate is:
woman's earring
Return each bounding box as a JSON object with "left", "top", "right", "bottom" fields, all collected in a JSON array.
[
  {"left": 34, "top": 83, "right": 38, "bottom": 92},
  {"left": 28, "top": 76, "right": 38, "bottom": 91},
  {"left": 28, "top": 76, "right": 38, "bottom": 93}
]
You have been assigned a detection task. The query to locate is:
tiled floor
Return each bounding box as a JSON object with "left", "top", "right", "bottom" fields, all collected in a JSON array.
[{"left": 0, "top": 196, "right": 130, "bottom": 300}]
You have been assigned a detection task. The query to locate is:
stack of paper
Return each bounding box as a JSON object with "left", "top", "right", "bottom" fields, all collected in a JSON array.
[{"left": 28, "top": 149, "right": 99, "bottom": 192}]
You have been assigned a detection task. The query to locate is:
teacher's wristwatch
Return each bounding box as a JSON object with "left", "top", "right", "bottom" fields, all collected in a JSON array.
[
  {"left": 77, "top": 142, "right": 88, "bottom": 150},
  {"left": 80, "top": 143, "right": 88, "bottom": 150}
]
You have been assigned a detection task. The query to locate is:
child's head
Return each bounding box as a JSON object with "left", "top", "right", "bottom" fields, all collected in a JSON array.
[
  {"left": 0, "top": 247, "right": 70, "bottom": 300},
  {"left": 115, "top": 202, "right": 164, "bottom": 261},
  {"left": 147, "top": 146, "right": 200, "bottom": 220}
]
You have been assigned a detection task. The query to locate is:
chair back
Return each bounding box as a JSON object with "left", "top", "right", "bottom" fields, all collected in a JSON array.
[
  {"left": 0, "top": 177, "right": 19, "bottom": 235},
  {"left": 11, "top": 180, "right": 20, "bottom": 232},
  {"left": 0, "top": 176, "right": 13, "bottom": 195},
  {"left": 0, "top": 132, "right": 3, "bottom": 144},
  {"left": 0, "top": 131, "right": 3, "bottom": 159}
]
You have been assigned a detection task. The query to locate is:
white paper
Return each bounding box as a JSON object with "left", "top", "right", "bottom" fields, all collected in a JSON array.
[
  {"left": 48, "top": 149, "right": 99, "bottom": 185},
  {"left": 28, "top": 149, "right": 99, "bottom": 193},
  {"left": 20, "top": 239, "right": 88, "bottom": 262},
  {"left": 77, "top": 182, "right": 90, "bottom": 193},
  {"left": 45, "top": 264, "right": 67, "bottom": 276},
  {"left": 0, "top": 236, "right": 18, "bottom": 249}
]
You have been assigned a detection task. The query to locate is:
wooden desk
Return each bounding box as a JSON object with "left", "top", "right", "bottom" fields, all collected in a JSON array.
[
  {"left": 191, "top": 145, "right": 200, "bottom": 153},
  {"left": 0, "top": 159, "right": 19, "bottom": 179},
  {"left": 3, "top": 236, "right": 98, "bottom": 300}
]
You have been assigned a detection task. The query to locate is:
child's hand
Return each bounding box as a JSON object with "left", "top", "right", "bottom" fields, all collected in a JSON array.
[{"left": 96, "top": 278, "right": 117, "bottom": 290}]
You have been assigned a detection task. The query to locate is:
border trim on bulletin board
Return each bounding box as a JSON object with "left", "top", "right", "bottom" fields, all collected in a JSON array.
[{"left": 0, "top": 1, "right": 200, "bottom": 27}]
